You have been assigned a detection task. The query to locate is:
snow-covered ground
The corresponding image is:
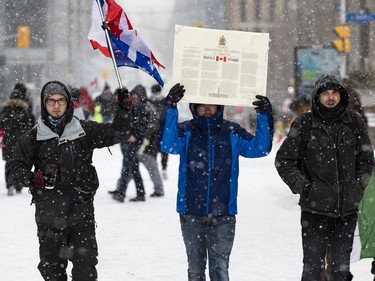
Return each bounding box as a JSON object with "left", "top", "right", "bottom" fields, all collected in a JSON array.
[{"left": 0, "top": 142, "right": 372, "bottom": 280}]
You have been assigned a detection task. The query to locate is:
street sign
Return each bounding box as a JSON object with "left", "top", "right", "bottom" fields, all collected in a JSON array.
[{"left": 346, "top": 13, "right": 375, "bottom": 24}]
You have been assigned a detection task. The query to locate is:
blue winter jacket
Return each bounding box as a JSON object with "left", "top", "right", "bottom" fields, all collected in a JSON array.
[{"left": 160, "top": 103, "right": 274, "bottom": 217}]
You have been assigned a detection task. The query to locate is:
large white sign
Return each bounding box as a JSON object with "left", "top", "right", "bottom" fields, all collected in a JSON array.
[{"left": 173, "top": 25, "right": 270, "bottom": 107}]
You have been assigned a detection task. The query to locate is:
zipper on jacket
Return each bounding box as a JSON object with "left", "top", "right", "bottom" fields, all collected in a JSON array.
[
  {"left": 205, "top": 118, "right": 212, "bottom": 215},
  {"left": 323, "top": 124, "right": 341, "bottom": 216},
  {"left": 334, "top": 123, "right": 344, "bottom": 216},
  {"left": 333, "top": 142, "right": 341, "bottom": 215}
]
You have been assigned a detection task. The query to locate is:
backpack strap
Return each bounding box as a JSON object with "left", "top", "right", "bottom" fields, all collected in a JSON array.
[{"left": 298, "top": 113, "right": 313, "bottom": 160}]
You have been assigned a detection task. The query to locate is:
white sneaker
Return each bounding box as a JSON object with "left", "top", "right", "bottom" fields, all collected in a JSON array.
[{"left": 7, "top": 186, "right": 15, "bottom": 196}]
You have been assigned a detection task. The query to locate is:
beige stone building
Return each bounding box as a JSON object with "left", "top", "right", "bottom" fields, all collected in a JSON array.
[{"left": 223, "top": 0, "right": 375, "bottom": 107}]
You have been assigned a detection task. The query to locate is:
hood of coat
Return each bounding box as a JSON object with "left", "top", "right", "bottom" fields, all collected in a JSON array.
[
  {"left": 131, "top": 84, "right": 147, "bottom": 103},
  {"left": 189, "top": 103, "right": 225, "bottom": 128},
  {"left": 1, "top": 98, "right": 29, "bottom": 111},
  {"left": 311, "top": 74, "right": 348, "bottom": 121},
  {"left": 40, "top": 81, "right": 74, "bottom": 134}
]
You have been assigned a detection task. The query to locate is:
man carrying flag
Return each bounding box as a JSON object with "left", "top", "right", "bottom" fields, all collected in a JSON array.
[{"left": 88, "top": 0, "right": 165, "bottom": 87}]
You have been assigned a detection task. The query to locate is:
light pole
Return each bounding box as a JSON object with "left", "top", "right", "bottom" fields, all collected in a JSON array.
[{"left": 340, "top": 0, "right": 347, "bottom": 78}]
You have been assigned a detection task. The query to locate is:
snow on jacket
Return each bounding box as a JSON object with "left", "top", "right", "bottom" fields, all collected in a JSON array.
[
  {"left": 275, "top": 75, "right": 374, "bottom": 218},
  {"left": 6, "top": 82, "right": 131, "bottom": 228},
  {"left": 160, "top": 103, "right": 274, "bottom": 217}
]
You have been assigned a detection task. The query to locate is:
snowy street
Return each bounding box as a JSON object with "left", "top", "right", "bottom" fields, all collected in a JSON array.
[{"left": 0, "top": 142, "right": 372, "bottom": 280}]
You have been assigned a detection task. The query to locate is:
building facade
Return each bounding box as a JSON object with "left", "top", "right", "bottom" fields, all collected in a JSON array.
[
  {"left": 222, "top": 0, "right": 375, "bottom": 107},
  {"left": 0, "top": 0, "right": 92, "bottom": 103}
]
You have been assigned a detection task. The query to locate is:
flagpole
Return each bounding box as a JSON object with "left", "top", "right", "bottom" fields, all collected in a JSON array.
[{"left": 95, "top": 0, "right": 124, "bottom": 89}]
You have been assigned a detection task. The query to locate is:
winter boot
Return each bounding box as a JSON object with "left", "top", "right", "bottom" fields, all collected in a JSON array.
[
  {"left": 112, "top": 193, "right": 125, "bottom": 203},
  {"left": 129, "top": 195, "right": 146, "bottom": 202}
]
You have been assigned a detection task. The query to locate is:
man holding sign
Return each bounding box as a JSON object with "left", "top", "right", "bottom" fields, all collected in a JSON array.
[{"left": 160, "top": 83, "right": 273, "bottom": 280}]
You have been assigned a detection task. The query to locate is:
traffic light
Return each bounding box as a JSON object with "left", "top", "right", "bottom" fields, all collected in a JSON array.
[
  {"left": 332, "top": 25, "right": 350, "bottom": 53},
  {"left": 17, "top": 26, "right": 30, "bottom": 48}
]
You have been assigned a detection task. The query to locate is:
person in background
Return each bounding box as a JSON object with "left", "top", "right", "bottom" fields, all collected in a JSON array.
[
  {"left": 0, "top": 83, "right": 35, "bottom": 195},
  {"left": 6, "top": 80, "right": 132, "bottom": 281},
  {"left": 79, "top": 87, "right": 96, "bottom": 119},
  {"left": 137, "top": 84, "right": 165, "bottom": 197},
  {"left": 342, "top": 78, "right": 368, "bottom": 126},
  {"left": 110, "top": 85, "right": 149, "bottom": 202},
  {"left": 149, "top": 83, "right": 169, "bottom": 179},
  {"left": 160, "top": 83, "right": 274, "bottom": 280},
  {"left": 275, "top": 74, "right": 374, "bottom": 281},
  {"left": 70, "top": 87, "right": 86, "bottom": 120},
  {"left": 94, "top": 83, "right": 117, "bottom": 123},
  {"left": 14, "top": 82, "right": 35, "bottom": 122}
]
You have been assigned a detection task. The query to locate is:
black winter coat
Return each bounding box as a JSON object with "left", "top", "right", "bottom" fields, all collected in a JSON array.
[
  {"left": 6, "top": 108, "right": 131, "bottom": 228},
  {"left": 275, "top": 75, "right": 374, "bottom": 218},
  {"left": 0, "top": 98, "right": 35, "bottom": 161}
]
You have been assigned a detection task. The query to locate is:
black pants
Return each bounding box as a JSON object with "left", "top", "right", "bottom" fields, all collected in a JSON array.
[
  {"left": 117, "top": 141, "right": 145, "bottom": 196},
  {"left": 301, "top": 211, "right": 357, "bottom": 281},
  {"left": 37, "top": 220, "right": 98, "bottom": 281},
  {"left": 161, "top": 151, "right": 168, "bottom": 170}
]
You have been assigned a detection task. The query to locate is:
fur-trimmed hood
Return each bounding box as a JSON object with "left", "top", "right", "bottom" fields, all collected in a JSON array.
[{"left": 1, "top": 98, "right": 29, "bottom": 111}]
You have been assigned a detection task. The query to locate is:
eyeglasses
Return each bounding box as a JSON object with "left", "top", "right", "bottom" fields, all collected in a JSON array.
[
  {"left": 46, "top": 98, "right": 67, "bottom": 106},
  {"left": 196, "top": 105, "right": 218, "bottom": 114}
]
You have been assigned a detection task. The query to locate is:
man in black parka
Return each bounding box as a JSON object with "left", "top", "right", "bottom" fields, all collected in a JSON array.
[
  {"left": 0, "top": 86, "right": 35, "bottom": 195},
  {"left": 6, "top": 80, "right": 132, "bottom": 281},
  {"left": 275, "top": 74, "right": 374, "bottom": 281}
]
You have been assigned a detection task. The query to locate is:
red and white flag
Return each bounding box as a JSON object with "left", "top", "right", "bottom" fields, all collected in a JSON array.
[{"left": 88, "top": 0, "right": 165, "bottom": 86}]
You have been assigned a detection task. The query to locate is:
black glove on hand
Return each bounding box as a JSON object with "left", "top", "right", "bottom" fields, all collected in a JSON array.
[
  {"left": 117, "top": 88, "right": 132, "bottom": 110},
  {"left": 34, "top": 165, "right": 57, "bottom": 189},
  {"left": 165, "top": 83, "right": 185, "bottom": 107},
  {"left": 252, "top": 95, "right": 271, "bottom": 113}
]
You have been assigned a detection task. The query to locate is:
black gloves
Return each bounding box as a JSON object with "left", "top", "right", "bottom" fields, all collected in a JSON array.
[
  {"left": 252, "top": 95, "right": 271, "bottom": 113},
  {"left": 117, "top": 88, "right": 132, "bottom": 110},
  {"left": 33, "top": 164, "right": 57, "bottom": 189},
  {"left": 165, "top": 83, "right": 185, "bottom": 107}
]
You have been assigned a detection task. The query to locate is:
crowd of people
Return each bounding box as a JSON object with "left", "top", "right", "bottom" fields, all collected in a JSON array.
[{"left": 0, "top": 74, "right": 374, "bottom": 281}]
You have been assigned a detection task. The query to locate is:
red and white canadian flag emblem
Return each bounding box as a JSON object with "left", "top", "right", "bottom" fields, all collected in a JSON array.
[{"left": 216, "top": 56, "right": 227, "bottom": 62}]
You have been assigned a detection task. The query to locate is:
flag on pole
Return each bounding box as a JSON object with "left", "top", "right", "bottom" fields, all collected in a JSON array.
[
  {"left": 88, "top": 0, "right": 165, "bottom": 86},
  {"left": 351, "top": 169, "right": 375, "bottom": 262}
]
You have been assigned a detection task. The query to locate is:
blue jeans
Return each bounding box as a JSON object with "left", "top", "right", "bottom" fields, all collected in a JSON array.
[{"left": 180, "top": 215, "right": 236, "bottom": 281}]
